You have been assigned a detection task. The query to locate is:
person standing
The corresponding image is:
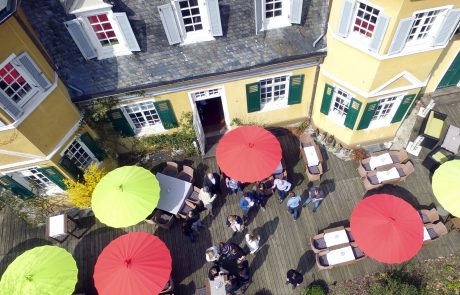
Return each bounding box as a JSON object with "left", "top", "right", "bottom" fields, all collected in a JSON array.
[
  {"left": 286, "top": 192, "right": 302, "bottom": 221},
  {"left": 253, "top": 182, "right": 268, "bottom": 211},
  {"left": 182, "top": 221, "right": 197, "bottom": 243},
  {"left": 199, "top": 186, "right": 217, "bottom": 217},
  {"left": 205, "top": 245, "right": 221, "bottom": 263},
  {"left": 186, "top": 209, "right": 204, "bottom": 232},
  {"left": 226, "top": 177, "right": 242, "bottom": 195},
  {"left": 238, "top": 260, "right": 250, "bottom": 284},
  {"left": 226, "top": 215, "right": 244, "bottom": 235},
  {"left": 239, "top": 193, "right": 254, "bottom": 222},
  {"left": 203, "top": 172, "right": 221, "bottom": 195},
  {"left": 286, "top": 269, "right": 303, "bottom": 289},
  {"left": 271, "top": 178, "right": 292, "bottom": 203},
  {"left": 245, "top": 230, "right": 260, "bottom": 254},
  {"left": 303, "top": 186, "right": 325, "bottom": 213}
]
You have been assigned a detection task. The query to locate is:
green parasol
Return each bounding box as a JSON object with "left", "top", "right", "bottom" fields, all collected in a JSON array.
[
  {"left": 91, "top": 166, "right": 160, "bottom": 228},
  {"left": 432, "top": 160, "right": 460, "bottom": 217},
  {"left": 0, "top": 245, "right": 77, "bottom": 295}
]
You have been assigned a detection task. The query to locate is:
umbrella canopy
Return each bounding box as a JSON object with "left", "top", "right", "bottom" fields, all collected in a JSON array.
[
  {"left": 94, "top": 232, "right": 172, "bottom": 295},
  {"left": 0, "top": 245, "right": 77, "bottom": 295},
  {"left": 92, "top": 166, "right": 160, "bottom": 228},
  {"left": 432, "top": 160, "right": 460, "bottom": 217},
  {"left": 216, "top": 126, "right": 282, "bottom": 182},
  {"left": 350, "top": 194, "right": 423, "bottom": 264}
]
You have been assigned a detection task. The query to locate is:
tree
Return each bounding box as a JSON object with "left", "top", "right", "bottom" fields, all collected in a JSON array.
[{"left": 65, "top": 164, "right": 107, "bottom": 208}]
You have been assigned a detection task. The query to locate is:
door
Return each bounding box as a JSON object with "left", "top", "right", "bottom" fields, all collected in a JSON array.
[
  {"left": 193, "top": 109, "right": 205, "bottom": 156},
  {"left": 195, "top": 97, "right": 226, "bottom": 134},
  {"left": 437, "top": 51, "right": 460, "bottom": 89}
]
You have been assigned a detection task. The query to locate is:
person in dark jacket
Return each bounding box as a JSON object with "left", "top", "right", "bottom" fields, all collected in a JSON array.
[
  {"left": 238, "top": 260, "right": 250, "bottom": 283},
  {"left": 203, "top": 172, "right": 221, "bottom": 195},
  {"left": 227, "top": 243, "right": 246, "bottom": 263},
  {"left": 286, "top": 269, "right": 303, "bottom": 289}
]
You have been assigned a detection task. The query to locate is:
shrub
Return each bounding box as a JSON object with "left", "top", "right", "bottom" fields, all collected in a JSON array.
[
  {"left": 369, "top": 265, "right": 426, "bottom": 295},
  {"left": 302, "top": 284, "right": 326, "bottom": 295},
  {"left": 65, "top": 164, "right": 107, "bottom": 208}
]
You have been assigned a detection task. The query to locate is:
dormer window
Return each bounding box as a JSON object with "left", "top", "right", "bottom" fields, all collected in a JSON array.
[
  {"left": 0, "top": 62, "right": 33, "bottom": 105},
  {"left": 158, "top": 0, "right": 222, "bottom": 45},
  {"left": 254, "top": 0, "right": 303, "bottom": 34},
  {"left": 64, "top": 1, "right": 140, "bottom": 60}
]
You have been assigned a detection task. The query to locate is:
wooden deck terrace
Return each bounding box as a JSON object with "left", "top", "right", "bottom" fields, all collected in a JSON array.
[{"left": 1, "top": 126, "right": 460, "bottom": 295}]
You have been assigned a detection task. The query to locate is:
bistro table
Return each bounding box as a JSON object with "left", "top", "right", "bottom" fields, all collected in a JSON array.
[
  {"left": 304, "top": 146, "right": 319, "bottom": 166},
  {"left": 206, "top": 276, "right": 226, "bottom": 295},
  {"left": 324, "top": 229, "right": 350, "bottom": 247},
  {"left": 327, "top": 245, "right": 355, "bottom": 266},
  {"left": 369, "top": 153, "right": 393, "bottom": 170},
  {"left": 156, "top": 172, "right": 193, "bottom": 215},
  {"left": 376, "top": 167, "right": 400, "bottom": 183}
]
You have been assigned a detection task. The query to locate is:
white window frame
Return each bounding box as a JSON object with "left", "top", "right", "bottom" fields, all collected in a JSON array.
[
  {"left": 262, "top": 0, "right": 291, "bottom": 30},
  {"left": 119, "top": 100, "right": 166, "bottom": 136},
  {"left": 0, "top": 54, "right": 40, "bottom": 109},
  {"left": 19, "top": 167, "right": 64, "bottom": 194},
  {"left": 367, "top": 95, "right": 403, "bottom": 129},
  {"left": 172, "top": 0, "right": 214, "bottom": 44},
  {"left": 188, "top": 86, "right": 231, "bottom": 130},
  {"left": 257, "top": 74, "right": 291, "bottom": 111},
  {"left": 348, "top": 0, "right": 382, "bottom": 45},
  {"left": 328, "top": 86, "right": 353, "bottom": 126},
  {"left": 61, "top": 137, "right": 98, "bottom": 170},
  {"left": 74, "top": 9, "right": 132, "bottom": 59}
]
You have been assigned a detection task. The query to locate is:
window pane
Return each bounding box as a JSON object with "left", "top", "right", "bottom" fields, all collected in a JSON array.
[{"left": 352, "top": 2, "right": 380, "bottom": 39}]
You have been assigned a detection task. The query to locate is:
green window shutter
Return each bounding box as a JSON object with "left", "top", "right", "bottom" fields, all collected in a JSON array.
[
  {"left": 320, "top": 83, "right": 335, "bottom": 115},
  {"left": 0, "top": 175, "right": 34, "bottom": 199},
  {"left": 59, "top": 155, "right": 83, "bottom": 181},
  {"left": 287, "top": 74, "right": 304, "bottom": 105},
  {"left": 107, "top": 109, "right": 135, "bottom": 137},
  {"left": 153, "top": 100, "right": 178, "bottom": 129},
  {"left": 246, "top": 82, "right": 261, "bottom": 113},
  {"left": 437, "top": 52, "right": 460, "bottom": 89},
  {"left": 344, "top": 98, "right": 362, "bottom": 130},
  {"left": 79, "top": 132, "right": 104, "bottom": 161},
  {"left": 391, "top": 94, "right": 416, "bottom": 123},
  {"left": 37, "top": 166, "right": 67, "bottom": 190},
  {"left": 357, "top": 101, "right": 379, "bottom": 130}
]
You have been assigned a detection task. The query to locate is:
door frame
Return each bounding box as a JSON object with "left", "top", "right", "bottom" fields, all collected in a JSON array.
[{"left": 188, "top": 86, "right": 231, "bottom": 132}]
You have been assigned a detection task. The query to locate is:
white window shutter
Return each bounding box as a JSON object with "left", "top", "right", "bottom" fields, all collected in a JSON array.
[
  {"left": 254, "top": 0, "right": 263, "bottom": 35},
  {"left": 336, "top": 0, "right": 355, "bottom": 37},
  {"left": 290, "top": 0, "right": 303, "bottom": 24},
  {"left": 13, "top": 53, "right": 52, "bottom": 90},
  {"left": 114, "top": 12, "right": 141, "bottom": 51},
  {"left": 388, "top": 17, "right": 415, "bottom": 55},
  {"left": 64, "top": 19, "right": 97, "bottom": 60},
  {"left": 0, "top": 90, "right": 22, "bottom": 118},
  {"left": 369, "top": 14, "right": 390, "bottom": 53},
  {"left": 158, "top": 4, "right": 183, "bottom": 45},
  {"left": 433, "top": 9, "right": 460, "bottom": 47},
  {"left": 206, "top": 0, "right": 223, "bottom": 36}
]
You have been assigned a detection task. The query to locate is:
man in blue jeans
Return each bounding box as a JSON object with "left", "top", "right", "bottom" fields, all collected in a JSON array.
[
  {"left": 271, "top": 178, "right": 292, "bottom": 203},
  {"left": 286, "top": 192, "right": 302, "bottom": 220},
  {"left": 303, "top": 186, "right": 324, "bottom": 213}
]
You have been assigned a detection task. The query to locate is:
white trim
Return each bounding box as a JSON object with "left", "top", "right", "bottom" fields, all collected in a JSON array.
[
  {"left": 118, "top": 99, "right": 167, "bottom": 136},
  {"left": 366, "top": 94, "right": 405, "bottom": 129},
  {"left": 69, "top": 1, "right": 112, "bottom": 15},
  {"left": 257, "top": 73, "right": 292, "bottom": 110},
  {"left": 0, "top": 149, "right": 43, "bottom": 159},
  {"left": 435, "top": 47, "right": 460, "bottom": 89},
  {"left": 188, "top": 86, "right": 231, "bottom": 130},
  {"left": 60, "top": 136, "right": 99, "bottom": 170},
  {"left": 172, "top": 0, "right": 215, "bottom": 45},
  {"left": 327, "top": 85, "right": 353, "bottom": 126},
  {"left": 0, "top": 158, "right": 45, "bottom": 171},
  {"left": 347, "top": 0, "right": 383, "bottom": 46},
  {"left": 320, "top": 66, "right": 424, "bottom": 98},
  {"left": 262, "top": 0, "right": 291, "bottom": 30}
]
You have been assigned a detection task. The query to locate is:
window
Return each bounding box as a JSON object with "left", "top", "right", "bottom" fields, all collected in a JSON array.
[
  {"left": 352, "top": 2, "right": 380, "bottom": 38},
  {"left": 368, "top": 96, "right": 401, "bottom": 128},
  {"left": 88, "top": 14, "right": 119, "bottom": 47},
  {"left": 23, "top": 168, "right": 53, "bottom": 190},
  {"left": 407, "top": 9, "right": 444, "bottom": 45},
  {"left": 259, "top": 75, "right": 289, "bottom": 108},
  {"left": 64, "top": 140, "right": 94, "bottom": 170},
  {"left": 124, "top": 101, "right": 161, "bottom": 129},
  {"left": 265, "top": 0, "right": 282, "bottom": 18},
  {"left": 328, "top": 87, "right": 352, "bottom": 125},
  {"left": 178, "top": 0, "right": 203, "bottom": 32},
  {"left": 0, "top": 62, "right": 33, "bottom": 105}
]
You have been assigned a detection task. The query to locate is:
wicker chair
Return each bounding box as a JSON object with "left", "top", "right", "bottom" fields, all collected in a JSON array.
[
  {"left": 388, "top": 150, "right": 409, "bottom": 163},
  {"left": 310, "top": 233, "right": 327, "bottom": 253},
  {"left": 419, "top": 208, "right": 440, "bottom": 224},
  {"left": 148, "top": 209, "right": 175, "bottom": 229},
  {"left": 362, "top": 171, "right": 384, "bottom": 191},
  {"left": 187, "top": 186, "right": 202, "bottom": 206},
  {"left": 315, "top": 250, "right": 332, "bottom": 270},
  {"left": 162, "top": 162, "right": 179, "bottom": 177},
  {"left": 396, "top": 161, "right": 415, "bottom": 182},
  {"left": 176, "top": 199, "right": 197, "bottom": 219},
  {"left": 324, "top": 225, "right": 345, "bottom": 233},
  {"left": 177, "top": 165, "right": 194, "bottom": 183},
  {"left": 357, "top": 158, "right": 372, "bottom": 177},
  {"left": 306, "top": 162, "right": 323, "bottom": 182},
  {"left": 345, "top": 227, "right": 354, "bottom": 242},
  {"left": 350, "top": 242, "right": 366, "bottom": 262},
  {"left": 423, "top": 222, "right": 448, "bottom": 245}
]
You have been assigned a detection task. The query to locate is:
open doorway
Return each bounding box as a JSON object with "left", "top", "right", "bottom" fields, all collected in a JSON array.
[{"left": 196, "top": 97, "right": 226, "bottom": 136}]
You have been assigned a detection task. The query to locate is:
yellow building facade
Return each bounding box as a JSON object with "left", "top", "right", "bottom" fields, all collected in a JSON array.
[
  {"left": 312, "top": 0, "right": 460, "bottom": 148},
  {"left": 0, "top": 4, "right": 103, "bottom": 198}
]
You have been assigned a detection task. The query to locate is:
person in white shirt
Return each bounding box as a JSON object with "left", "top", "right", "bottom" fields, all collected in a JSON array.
[
  {"left": 245, "top": 231, "right": 260, "bottom": 254},
  {"left": 199, "top": 186, "right": 217, "bottom": 217},
  {"left": 205, "top": 245, "right": 220, "bottom": 262},
  {"left": 271, "top": 178, "right": 292, "bottom": 203}
]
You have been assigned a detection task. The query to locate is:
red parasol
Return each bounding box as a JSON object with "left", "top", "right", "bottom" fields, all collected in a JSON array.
[
  {"left": 94, "top": 232, "right": 172, "bottom": 295},
  {"left": 350, "top": 194, "right": 423, "bottom": 264},
  {"left": 216, "top": 126, "right": 282, "bottom": 182}
]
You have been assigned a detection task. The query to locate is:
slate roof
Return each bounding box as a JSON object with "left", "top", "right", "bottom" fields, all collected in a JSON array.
[{"left": 22, "top": 0, "right": 328, "bottom": 102}]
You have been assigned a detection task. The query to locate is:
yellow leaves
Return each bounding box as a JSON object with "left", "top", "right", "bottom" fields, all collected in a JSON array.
[{"left": 65, "top": 164, "right": 107, "bottom": 208}]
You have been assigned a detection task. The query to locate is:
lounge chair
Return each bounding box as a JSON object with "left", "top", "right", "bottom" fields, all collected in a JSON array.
[
  {"left": 423, "top": 222, "right": 448, "bottom": 245},
  {"left": 177, "top": 165, "right": 194, "bottom": 183},
  {"left": 440, "top": 125, "right": 460, "bottom": 154},
  {"left": 162, "top": 162, "right": 179, "bottom": 177},
  {"left": 310, "top": 233, "right": 327, "bottom": 253},
  {"left": 422, "top": 146, "right": 453, "bottom": 173},
  {"left": 388, "top": 149, "right": 409, "bottom": 163},
  {"left": 315, "top": 243, "right": 365, "bottom": 270},
  {"left": 419, "top": 110, "right": 447, "bottom": 149},
  {"left": 419, "top": 208, "right": 440, "bottom": 224}
]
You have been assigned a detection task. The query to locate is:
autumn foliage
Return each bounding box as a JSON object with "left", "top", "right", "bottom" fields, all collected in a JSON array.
[{"left": 65, "top": 164, "right": 107, "bottom": 208}]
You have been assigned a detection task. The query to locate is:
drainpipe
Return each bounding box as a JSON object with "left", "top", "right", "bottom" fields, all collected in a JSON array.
[{"left": 308, "top": 56, "right": 325, "bottom": 119}]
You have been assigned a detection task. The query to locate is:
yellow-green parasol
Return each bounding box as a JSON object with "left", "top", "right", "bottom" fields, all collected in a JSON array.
[{"left": 432, "top": 159, "right": 460, "bottom": 217}]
